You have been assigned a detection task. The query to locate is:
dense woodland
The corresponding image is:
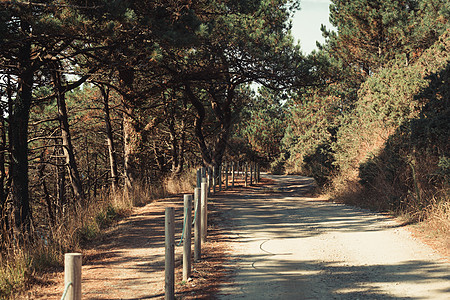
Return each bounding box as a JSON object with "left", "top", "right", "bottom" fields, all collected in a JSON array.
[{"left": 0, "top": 0, "right": 449, "bottom": 297}]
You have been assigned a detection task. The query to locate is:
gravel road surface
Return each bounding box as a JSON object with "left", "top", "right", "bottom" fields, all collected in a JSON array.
[{"left": 216, "top": 175, "right": 449, "bottom": 299}]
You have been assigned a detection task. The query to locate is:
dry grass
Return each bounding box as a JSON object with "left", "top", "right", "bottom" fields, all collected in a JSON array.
[
  {"left": 1, "top": 168, "right": 198, "bottom": 299},
  {"left": 164, "top": 169, "right": 197, "bottom": 195}
]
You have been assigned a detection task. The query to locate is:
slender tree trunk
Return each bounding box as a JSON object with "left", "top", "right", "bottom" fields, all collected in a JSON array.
[
  {"left": 120, "top": 67, "right": 140, "bottom": 201},
  {"left": 38, "top": 151, "right": 55, "bottom": 226},
  {"left": 10, "top": 22, "right": 33, "bottom": 234},
  {"left": 0, "top": 75, "right": 11, "bottom": 247},
  {"left": 123, "top": 107, "right": 140, "bottom": 200},
  {"left": 100, "top": 86, "right": 119, "bottom": 193},
  {"left": 175, "top": 118, "right": 186, "bottom": 175},
  {"left": 55, "top": 142, "right": 66, "bottom": 219},
  {"left": 53, "top": 70, "right": 84, "bottom": 205}
]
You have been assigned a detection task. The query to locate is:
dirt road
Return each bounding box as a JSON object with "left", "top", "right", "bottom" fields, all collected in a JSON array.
[{"left": 216, "top": 175, "right": 450, "bottom": 299}]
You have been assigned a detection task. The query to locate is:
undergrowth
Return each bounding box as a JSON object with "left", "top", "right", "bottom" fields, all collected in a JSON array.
[{"left": 0, "top": 169, "right": 196, "bottom": 299}]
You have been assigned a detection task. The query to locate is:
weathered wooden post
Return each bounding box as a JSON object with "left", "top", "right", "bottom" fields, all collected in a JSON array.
[
  {"left": 244, "top": 162, "right": 248, "bottom": 187},
  {"left": 201, "top": 178, "right": 208, "bottom": 243},
  {"left": 183, "top": 194, "right": 192, "bottom": 281},
  {"left": 194, "top": 187, "right": 201, "bottom": 261},
  {"left": 231, "top": 162, "right": 235, "bottom": 188},
  {"left": 165, "top": 207, "right": 175, "bottom": 300},
  {"left": 64, "top": 253, "right": 82, "bottom": 300}
]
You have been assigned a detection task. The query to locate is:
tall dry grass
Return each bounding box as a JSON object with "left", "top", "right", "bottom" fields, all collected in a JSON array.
[{"left": 1, "top": 168, "right": 197, "bottom": 298}]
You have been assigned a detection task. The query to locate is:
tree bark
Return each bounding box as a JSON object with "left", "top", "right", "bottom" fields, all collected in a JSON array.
[
  {"left": 123, "top": 106, "right": 140, "bottom": 200},
  {"left": 119, "top": 67, "right": 141, "bottom": 201},
  {"left": 9, "top": 21, "right": 33, "bottom": 234},
  {"left": 100, "top": 86, "right": 119, "bottom": 193},
  {"left": 184, "top": 83, "right": 234, "bottom": 175},
  {"left": 53, "top": 68, "right": 85, "bottom": 204}
]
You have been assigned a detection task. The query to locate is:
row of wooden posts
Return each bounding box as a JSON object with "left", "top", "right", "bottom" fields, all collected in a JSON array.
[
  {"left": 61, "top": 162, "right": 261, "bottom": 300},
  {"left": 208, "top": 161, "right": 261, "bottom": 193},
  {"left": 165, "top": 162, "right": 260, "bottom": 299}
]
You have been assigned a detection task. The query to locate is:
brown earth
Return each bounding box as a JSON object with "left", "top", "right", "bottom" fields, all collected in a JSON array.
[{"left": 18, "top": 177, "right": 267, "bottom": 300}]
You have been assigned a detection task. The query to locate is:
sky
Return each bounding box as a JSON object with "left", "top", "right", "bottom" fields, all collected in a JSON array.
[{"left": 291, "top": 0, "right": 333, "bottom": 54}]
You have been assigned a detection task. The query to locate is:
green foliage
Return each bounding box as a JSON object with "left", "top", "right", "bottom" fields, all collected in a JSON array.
[
  {"left": 240, "top": 88, "right": 287, "bottom": 162},
  {"left": 95, "top": 205, "right": 119, "bottom": 229},
  {"left": 333, "top": 29, "right": 450, "bottom": 179},
  {"left": 285, "top": 2, "right": 449, "bottom": 220},
  {"left": 283, "top": 85, "right": 341, "bottom": 176},
  {"left": 0, "top": 252, "right": 31, "bottom": 299}
]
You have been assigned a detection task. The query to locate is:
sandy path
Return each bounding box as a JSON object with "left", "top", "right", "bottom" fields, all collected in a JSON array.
[
  {"left": 27, "top": 193, "right": 227, "bottom": 300},
  {"left": 216, "top": 175, "right": 450, "bottom": 299}
]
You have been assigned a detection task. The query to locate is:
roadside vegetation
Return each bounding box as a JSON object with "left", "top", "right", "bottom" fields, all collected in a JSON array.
[
  {"left": 268, "top": 1, "right": 449, "bottom": 249},
  {"left": 1, "top": 0, "right": 449, "bottom": 298}
]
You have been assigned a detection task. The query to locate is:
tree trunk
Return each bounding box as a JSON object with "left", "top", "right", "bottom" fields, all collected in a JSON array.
[
  {"left": 0, "top": 75, "right": 11, "bottom": 247},
  {"left": 38, "top": 151, "right": 55, "bottom": 226},
  {"left": 55, "top": 142, "right": 66, "bottom": 219},
  {"left": 53, "top": 68, "right": 85, "bottom": 204},
  {"left": 120, "top": 67, "right": 140, "bottom": 201},
  {"left": 10, "top": 22, "right": 33, "bottom": 234},
  {"left": 100, "top": 86, "right": 119, "bottom": 193},
  {"left": 123, "top": 107, "right": 140, "bottom": 200}
]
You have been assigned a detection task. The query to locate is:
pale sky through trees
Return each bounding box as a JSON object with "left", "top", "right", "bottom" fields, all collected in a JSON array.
[{"left": 292, "top": 0, "right": 333, "bottom": 54}]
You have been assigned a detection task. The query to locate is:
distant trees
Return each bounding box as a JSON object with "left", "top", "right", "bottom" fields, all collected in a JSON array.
[{"left": 0, "top": 0, "right": 309, "bottom": 243}]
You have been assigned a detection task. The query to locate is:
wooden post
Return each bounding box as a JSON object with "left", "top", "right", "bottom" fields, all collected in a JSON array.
[
  {"left": 183, "top": 194, "right": 192, "bottom": 281},
  {"left": 194, "top": 187, "right": 201, "bottom": 261},
  {"left": 231, "top": 162, "right": 235, "bottom": 188},
  {"left": 64, "top": 253, "right": 82, "bottom": 300},
  {"left": 165, "top": 207, "right": 175, "bottom": 300},
  {"left": 201, "top": 178, "right": 208, "bottom": 243},
  {"left": 244, "top": 162, "right": 248, "bottom": 187}
]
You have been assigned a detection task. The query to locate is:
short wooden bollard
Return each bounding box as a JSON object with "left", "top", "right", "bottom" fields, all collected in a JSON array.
[
  {"left": 165, "top": 207, "right": 175, "bottom": 300},
  {"left": 201, "top": 179, "right": 208, "bottom": 243},
  {"left": 194, "top": 187, "right": 201, "bottom": 261},
  {"left": 64, "top": 253, "right": 82, "bottom": 300},
  {"left": 183, "top": 194, "right": 192, "bottom": 281}
]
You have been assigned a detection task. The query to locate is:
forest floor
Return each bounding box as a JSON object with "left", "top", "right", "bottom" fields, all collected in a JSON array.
[{"left": 19, "top": 175, "right": 449, "bottom": 299}]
